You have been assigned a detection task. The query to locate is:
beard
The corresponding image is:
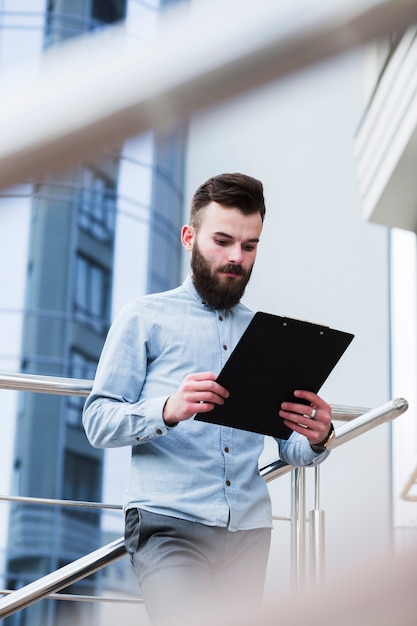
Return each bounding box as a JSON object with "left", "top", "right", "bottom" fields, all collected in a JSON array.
[{"left": 191, "top": 241, "right": 253, "bottom": 310}]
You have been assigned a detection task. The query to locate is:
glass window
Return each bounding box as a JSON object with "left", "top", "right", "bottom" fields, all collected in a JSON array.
[
  {"left": 74, "top": 253, "right": 110, "bottom": 323},
  {"left": 46, "top": 0, "right": 95, "bottom": 44},
  {"left": 92, "top": 0, "right": 127, "bottom": 24},
  {"left": 63, "top": 450, "right": 101, "bottom": 502},
  {"left": 77, "top": 167, "right": 116, "bottom": 242},
  {"left": 66, "top": 350, "right": 97, "bottom": 428},
  {"left": 46, "top": 0, "right": 127, "bottom": 44},
  {"left": 62, "top": 450, "right": 101, "bottom": 523}
]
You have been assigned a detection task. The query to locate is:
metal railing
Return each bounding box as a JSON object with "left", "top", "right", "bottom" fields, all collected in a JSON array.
[{"left": 0, "top": 371, "right": 409, "bottom": 619}]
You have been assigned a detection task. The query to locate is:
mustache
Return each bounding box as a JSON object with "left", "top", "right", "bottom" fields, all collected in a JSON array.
[{"left": 219, "top": 264, "right": 246, "bottom": 276}]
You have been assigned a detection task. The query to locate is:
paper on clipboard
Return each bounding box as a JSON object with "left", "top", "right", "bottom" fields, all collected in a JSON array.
[{"left": 195, "top": 311, "right": 354, "bottom": 439}]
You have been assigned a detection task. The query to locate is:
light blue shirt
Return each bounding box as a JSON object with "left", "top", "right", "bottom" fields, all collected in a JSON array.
[{"left": 83, "top": 274, "right": 329, "bottom": 531}]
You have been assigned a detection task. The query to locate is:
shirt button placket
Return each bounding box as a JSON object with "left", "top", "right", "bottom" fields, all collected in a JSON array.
[
  {"left": 222, "top": 430, "right": 233, "bottom": 494},
  {"left": 224, "top": 445, "right": 230, "bottom": 487},
  {"left": 217, "top": 310, "right": 229, "bottom": 367}
]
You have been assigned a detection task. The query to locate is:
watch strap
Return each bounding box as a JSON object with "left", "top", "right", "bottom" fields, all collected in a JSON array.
[{"left": 310, "top": 423, "right": 335, "bottom": 453}]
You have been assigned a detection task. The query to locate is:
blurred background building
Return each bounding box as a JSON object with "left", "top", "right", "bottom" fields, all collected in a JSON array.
[{"left": 0, "top": 1, "right": 416, "bottom": 625}]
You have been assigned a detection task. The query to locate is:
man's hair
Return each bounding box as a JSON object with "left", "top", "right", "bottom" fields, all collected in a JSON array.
[{"left": 190, "top": 173, "right": 266, "bottom": 230}]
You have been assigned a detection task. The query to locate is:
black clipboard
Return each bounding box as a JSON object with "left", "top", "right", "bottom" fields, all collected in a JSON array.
[{"left": 195, "top": 312, "right": 354, "bottom": 439}]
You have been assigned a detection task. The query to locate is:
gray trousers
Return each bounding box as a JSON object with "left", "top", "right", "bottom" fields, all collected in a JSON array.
[{"left": 124, "top": 508, "right": 271, "bottom": 626}]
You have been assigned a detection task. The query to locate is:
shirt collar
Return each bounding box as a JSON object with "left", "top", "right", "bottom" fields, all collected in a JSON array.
[{"left": 183, "top": 273, "right": 205, "bottom": 305}]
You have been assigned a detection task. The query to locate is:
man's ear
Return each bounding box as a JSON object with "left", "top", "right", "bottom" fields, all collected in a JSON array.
[{"left": 181, "top": 225, "right": 195, "bottom": 251}]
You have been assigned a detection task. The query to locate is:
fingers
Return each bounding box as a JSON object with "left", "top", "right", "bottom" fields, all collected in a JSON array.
[
  {"left": 182, "top": 372, "right": 229, "bottom": 404},
  {"left": 293, "top": 389, "right": 331, "bottom": 411},
  {"left": 164, "top": 372, "right": 229, "bottom": 423},
  {"left": 279, "top": 390, "right": 332, "bottom": 445}
]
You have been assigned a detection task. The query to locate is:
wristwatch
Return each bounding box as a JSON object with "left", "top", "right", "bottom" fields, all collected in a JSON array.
[{"left": 310, "top": 423, "right": 335, "bottom": 453}]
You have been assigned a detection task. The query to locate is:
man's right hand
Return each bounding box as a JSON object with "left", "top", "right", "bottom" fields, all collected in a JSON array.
[{"left": 163, "top": 372, "right": 229, "bottom": 425}]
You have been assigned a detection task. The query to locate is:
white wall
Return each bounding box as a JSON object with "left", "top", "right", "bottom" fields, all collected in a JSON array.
[
  {"left": 184, "top": 48, "right": 393, "bottom": 594},
  {"left": 391, "top": 229, "right": 417, "bottom": 548},
  {"left": 0, "top": 190, "right": 32, "bottom": 586}
]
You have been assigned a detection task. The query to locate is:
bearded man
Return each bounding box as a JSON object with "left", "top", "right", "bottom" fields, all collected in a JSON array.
[{"left": 83, "top": 173, "right": 334, "bottom": 626}]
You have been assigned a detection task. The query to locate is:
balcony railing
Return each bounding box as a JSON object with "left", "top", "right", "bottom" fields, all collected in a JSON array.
[{"left": 0, "top": 371, "right": 408, "bottom": 619}]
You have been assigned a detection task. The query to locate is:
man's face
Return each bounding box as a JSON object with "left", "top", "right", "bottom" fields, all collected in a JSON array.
[{"left": 183, "top": 202, "right": 263, "bottom": 309}]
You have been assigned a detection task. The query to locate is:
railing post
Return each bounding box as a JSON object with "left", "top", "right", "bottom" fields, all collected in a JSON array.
[
  {"left": 309, "top": 465, "right": 325, "bottom": 586},
  {"left": 291, "top": 467, "right": 306, "bottom": 590}
]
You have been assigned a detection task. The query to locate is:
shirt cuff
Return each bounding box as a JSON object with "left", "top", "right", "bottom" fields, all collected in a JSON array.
[{"left": 129, "top": 396, "right": 171, "bottom": 443}]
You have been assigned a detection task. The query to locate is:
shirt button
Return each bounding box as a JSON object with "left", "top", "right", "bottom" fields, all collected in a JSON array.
[
  {"left": 218, "top": 315, "right": 223, "bottom": 321},
  {"left": 156, "top": 428, "right": 163, "bottom": 435},
  {"left": 226, "top": 480, "right": 231, "bottom": 486},
  {"left": 223, "top": 345, "right": 227, "bottom": 350},
  {"left": 224, "top": 447, "right": 229, "bottom": 453},
  {"left": 135, "top": 437, "right": 140, "bottom": 441},
  {"left": 202, "top": 300, "right": 207, "bottom": 305}
]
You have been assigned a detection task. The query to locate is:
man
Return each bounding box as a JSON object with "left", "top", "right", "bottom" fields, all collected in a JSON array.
[{"left": 83, "top": 173, "right": 334, "bottom": 625}]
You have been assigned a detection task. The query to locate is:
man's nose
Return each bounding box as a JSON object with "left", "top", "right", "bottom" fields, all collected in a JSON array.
[{"left": 228, "top": 244, "right": 243, "bottom": 264}]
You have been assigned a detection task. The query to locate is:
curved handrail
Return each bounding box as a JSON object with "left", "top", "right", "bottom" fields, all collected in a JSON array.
[
  {"left": 0, "top": 538, "right": 127, "bottom": 618},
  {"left": 260, "top": 397, "right": 409, "bottom": 482}
]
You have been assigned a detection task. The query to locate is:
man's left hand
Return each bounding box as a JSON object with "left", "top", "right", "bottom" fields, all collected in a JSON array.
[{"left": 279, "top": 390, "right": 332, "bottom": 446}]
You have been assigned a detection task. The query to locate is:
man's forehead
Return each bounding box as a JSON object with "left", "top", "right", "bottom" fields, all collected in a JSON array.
[{"left": 200, "top": 201, "right": 263, "bottom": 233}]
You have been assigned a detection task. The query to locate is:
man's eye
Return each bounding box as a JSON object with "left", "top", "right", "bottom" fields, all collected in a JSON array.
[
  {"left": 244, "top": 245, "right": 256, "bottom": 252},
  {"left": 215, "top": 239, "right": 226, "bottom": 246}
]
